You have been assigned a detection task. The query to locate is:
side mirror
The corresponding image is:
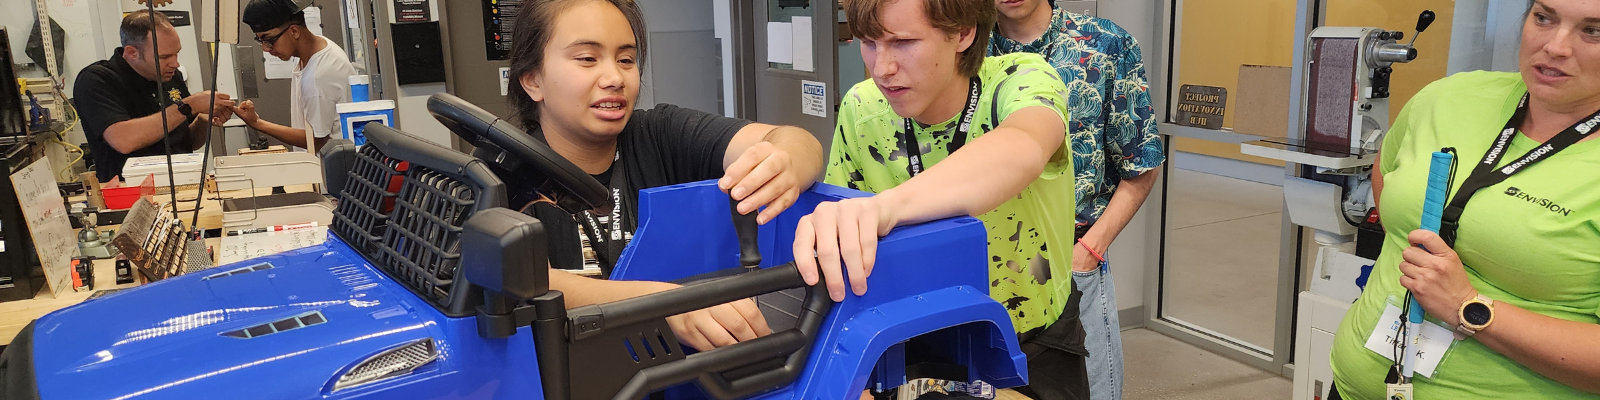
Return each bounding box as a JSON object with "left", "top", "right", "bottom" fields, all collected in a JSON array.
[
  {"left": 462, "top": 208, "right": 550, "bottom": 302},
  {"left": 318, "top": 139, "right": 357, "bottom": 195}
]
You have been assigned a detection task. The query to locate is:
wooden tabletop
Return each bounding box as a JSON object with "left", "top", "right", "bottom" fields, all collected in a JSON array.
[
  {"left": 996, "top": 389, "right": 1028, "bottom": 400},
  {"left": 0, "top": 252, "right": 141, "bottom": 345},
  {"left": 72, "top": 184, "right": 319, "bottom": 231}
]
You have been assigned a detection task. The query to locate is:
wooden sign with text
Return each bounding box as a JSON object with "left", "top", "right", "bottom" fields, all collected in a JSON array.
[
  {"left": 10, "top": 158, "right": 80, "bottom": 296},
  {"left": 1175, "top": 85, "right": 1227, "bottom": 130}
]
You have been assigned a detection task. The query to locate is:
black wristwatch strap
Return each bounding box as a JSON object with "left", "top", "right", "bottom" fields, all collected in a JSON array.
[{"left": 177, "top": 102, "right": 194, "bottom": 118}]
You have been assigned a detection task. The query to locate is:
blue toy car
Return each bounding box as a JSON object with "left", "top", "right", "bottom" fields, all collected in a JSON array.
[{"left": 0, "top": 94, "right": 1027, "bottom": 400}]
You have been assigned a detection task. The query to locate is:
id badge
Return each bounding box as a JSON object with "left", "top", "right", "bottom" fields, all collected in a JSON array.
[
  {"left": 1363, "top": 297, "right": 1457, "bottom": 378},
  {"left": 1387, "top": 383, "right": 1414, "bottom": 400}
]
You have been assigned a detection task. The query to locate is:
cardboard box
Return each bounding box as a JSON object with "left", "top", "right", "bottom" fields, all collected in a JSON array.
[{"left": 1234, "top": 65, "right": 1293, "bottom": 138}]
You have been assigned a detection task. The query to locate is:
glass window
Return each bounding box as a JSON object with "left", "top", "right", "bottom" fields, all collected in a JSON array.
[
  {"left": 1169, "top": 0, "right": 1298, "bottom": 165},
  {"left": 1168, "top": 0, "right": 1453, "bottom": 161},
  {"left": 767, "top": 0, "right": 813, "bottom": 70}
]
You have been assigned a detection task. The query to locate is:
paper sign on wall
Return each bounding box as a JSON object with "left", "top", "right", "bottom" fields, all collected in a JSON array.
[
  {"left": 346, "top": 0, "right": 361, "bottom": 26},
  {"left": 393, "top": 0, "right": 432, "bottom": 23},
  {"left": 801, "top": 80, "right": 826, "bottom": 118},
  {"left": 303, "top": 6, "right": 324, "bottom": 36},
  {"left": 791, "top": 17, "right": 814, "bottom": 72},
  {"left": 499, "top": 67, "right": 511, "bottom": 96},
  {"left": 264, "top": 53, "right": 294, "bottom": 80},
  {"left": 766, "top": 22, "right": 793, "bottom": 64}
]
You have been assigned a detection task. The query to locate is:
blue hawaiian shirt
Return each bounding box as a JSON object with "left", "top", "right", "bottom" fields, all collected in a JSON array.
[{"left": 989, "top": 8, "right": 1165, "bottom": 226}]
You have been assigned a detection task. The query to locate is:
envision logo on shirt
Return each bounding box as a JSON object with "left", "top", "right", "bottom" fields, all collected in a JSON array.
[{"left": 1504, "top": 187, "right": 1572, "bottom": 216}]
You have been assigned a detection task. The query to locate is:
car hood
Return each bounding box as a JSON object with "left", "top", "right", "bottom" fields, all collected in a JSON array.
[{"left": 31, "top": 236, "right": 445, "bottom": 400}]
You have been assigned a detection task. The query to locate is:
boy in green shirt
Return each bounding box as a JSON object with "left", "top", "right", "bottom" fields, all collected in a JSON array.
[{"left": 792, "top": 0, "right": 1082, "bottom": 397}]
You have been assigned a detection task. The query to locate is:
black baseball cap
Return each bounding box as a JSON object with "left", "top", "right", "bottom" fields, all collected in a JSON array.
[{"left": 242, "top": 0, "right": 314, "bottom": 33}]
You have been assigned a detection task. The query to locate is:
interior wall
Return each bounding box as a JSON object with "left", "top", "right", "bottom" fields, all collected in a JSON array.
[
  {"left": 714, "top": 0, "right": 736, "bottom": 117},
  {"left": 1, "top": 0, "right": 122, "bottom": 147},
  {"left": 638, "top": 0, "right": 720, "bottom": 114},
  {"left": 2, "top": 0, "right": 106, "bottom": 95},
  {"left": 1448, "top": 0, "right": 1524, "bottom": 74},
  {"left": 1099, "top": 0, "right": 1165, "bottom": 315}
]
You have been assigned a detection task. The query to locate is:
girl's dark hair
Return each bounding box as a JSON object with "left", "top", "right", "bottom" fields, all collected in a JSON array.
[{"left": 506, "top": 0, "right": 649, "bottom": 130}]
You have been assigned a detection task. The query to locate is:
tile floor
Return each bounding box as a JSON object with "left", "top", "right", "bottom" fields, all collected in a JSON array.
[{"left": 1124, "top": 328, "right": 1292, "bottom": 399}]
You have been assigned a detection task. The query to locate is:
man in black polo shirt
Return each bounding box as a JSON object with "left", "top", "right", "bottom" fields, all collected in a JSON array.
[{"left": 74, "top": 10, "right": 234, "bottom": 183}]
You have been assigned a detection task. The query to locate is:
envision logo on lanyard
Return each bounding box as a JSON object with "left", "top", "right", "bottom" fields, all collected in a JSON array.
[
  {"left": 607, "top": 188, "right": 623, "bottom": 240},
  {"left": 1578, "top": 118, "right": 1600, "bottom": 134},
  {"left": 1499, "top": 144, "right": 1555, "bottom": 175},
  {"left": 958, "top": 81, "right": 981, "bottom": 133},
  {"left": 1486, "top": 127, "right": 1514, "bottom": 165}
]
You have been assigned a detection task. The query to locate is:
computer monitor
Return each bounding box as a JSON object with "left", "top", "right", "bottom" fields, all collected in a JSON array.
[{"left": 0, "top": 28, "right": 26, "bottom": 137}]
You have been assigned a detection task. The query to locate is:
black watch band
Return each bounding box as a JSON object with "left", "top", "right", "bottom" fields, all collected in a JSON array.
[{"left": 177, "top": 102, "right": 194, "bottom": 118}]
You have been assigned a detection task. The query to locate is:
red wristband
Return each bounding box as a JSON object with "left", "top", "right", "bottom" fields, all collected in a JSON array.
[{"left": 1077, "top": 238, "right": 1105, "bottom": 262}]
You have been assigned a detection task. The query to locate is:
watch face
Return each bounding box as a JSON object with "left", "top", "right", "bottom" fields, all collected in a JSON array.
[{"left": 1464, "top": 302, "right": 1493, "bottom": 325}]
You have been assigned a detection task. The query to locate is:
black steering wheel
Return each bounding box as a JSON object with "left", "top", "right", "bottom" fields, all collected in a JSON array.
[{"left": 426, "top": 93, "right": 610, "bottom": 213}]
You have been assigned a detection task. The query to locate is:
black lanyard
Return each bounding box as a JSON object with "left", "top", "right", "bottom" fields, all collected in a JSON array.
[
  {"left": 1440, "top": 93, "right": 1600, "bottom": 245},
  {"left": 902, "top": 77, "right": 982, "bottom": 177},
  {"left": 577, "top": 151, "right": 631, "bottom": 277}
]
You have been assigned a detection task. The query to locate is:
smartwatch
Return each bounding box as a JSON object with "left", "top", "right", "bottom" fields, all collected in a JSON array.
[
  {"left": 1456, "top": 294, "right": 1495, "bottom": 337},
  {"left": 177, "top": 102, "right": 195, "bottom": 118}
]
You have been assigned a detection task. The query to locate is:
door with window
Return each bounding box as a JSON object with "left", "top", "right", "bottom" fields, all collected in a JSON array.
[
  {"left": 1149, "top": 0, "right": 1456, "bottom": 374},
  {"left": 731, "top": 0, "right": 837, "bottom": 153}
]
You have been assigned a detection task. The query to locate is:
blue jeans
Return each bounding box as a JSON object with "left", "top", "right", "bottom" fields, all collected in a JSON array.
[{"left": 1072, "top": 261, "right": 1123, "bottom": 400}]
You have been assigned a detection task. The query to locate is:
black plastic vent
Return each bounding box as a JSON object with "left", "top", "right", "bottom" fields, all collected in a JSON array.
[
  {"left": 220, "top": 311, "right": 328, "bottom": 339},
  {"left": 202, "top": 262, "right": 274, "bottom": 280},
  {"left": 333, "top": 145, "right": 409, "bottom": 258},
  {"left": 623, "top": 329, "right": 678, "bottom": 362},
  {"left": 375, "top": 166, "right": 476, "bottom": 307}
]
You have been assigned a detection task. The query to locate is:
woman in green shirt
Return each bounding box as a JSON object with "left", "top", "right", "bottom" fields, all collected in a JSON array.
[{"left": 1329, "top": 1, "right": 1600, "bottom": 398}]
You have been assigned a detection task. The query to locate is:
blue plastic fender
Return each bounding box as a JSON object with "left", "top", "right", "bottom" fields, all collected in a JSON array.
[
  {"left": 612, "top": 181, "right": 1027, "bottom": 399},
  {"left": 789, "top": 286, "right": 1027, "bottom": 400}
]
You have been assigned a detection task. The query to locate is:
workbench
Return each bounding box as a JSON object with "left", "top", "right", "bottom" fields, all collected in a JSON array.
[{"left": 0, "top": 184, "right": 319, "bottom": 345}]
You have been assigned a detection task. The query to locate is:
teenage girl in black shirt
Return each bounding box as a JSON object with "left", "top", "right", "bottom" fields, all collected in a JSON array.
[{"left": 503, "top": 0, "right": 825, "bottom": 351}]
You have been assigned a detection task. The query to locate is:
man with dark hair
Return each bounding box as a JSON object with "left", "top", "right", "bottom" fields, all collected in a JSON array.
[
  {"left": 989, "top": 1, "right": 1165, "bottom": 399},
  {"left": 231, "top": 0, "right": 357, "bottom": 152},
  {"left": 796, "top": 0, "right": 1087, "bottom": 398},
  {"left": 74, "top": 10, "right": 234, "bottom": 183}
]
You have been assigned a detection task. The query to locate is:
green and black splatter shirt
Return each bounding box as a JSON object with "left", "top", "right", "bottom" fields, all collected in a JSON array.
[{"left": 826, "top": 53, "right": 1076, "bottom": 333}]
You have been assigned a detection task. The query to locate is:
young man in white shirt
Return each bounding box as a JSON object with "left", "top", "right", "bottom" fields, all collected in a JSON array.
[{"left": 233, "top": 0, "right": 357, "bottom": 152}]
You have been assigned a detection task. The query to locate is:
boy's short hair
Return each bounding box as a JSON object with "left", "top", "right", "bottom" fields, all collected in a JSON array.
[{"left": 844, "top": 0, "right": 995, "bottom": 77}]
